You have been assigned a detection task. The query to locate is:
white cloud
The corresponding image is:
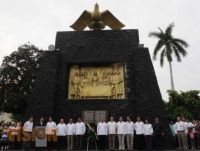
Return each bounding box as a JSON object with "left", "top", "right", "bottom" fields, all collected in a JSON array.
[{"left": 0, "top": 0, "right": 200, "bottom": 100}]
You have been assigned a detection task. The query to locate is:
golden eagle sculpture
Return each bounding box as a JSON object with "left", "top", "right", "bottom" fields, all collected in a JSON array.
[{"left": 70, "top": 3, "right": 125, "bottom": 31}]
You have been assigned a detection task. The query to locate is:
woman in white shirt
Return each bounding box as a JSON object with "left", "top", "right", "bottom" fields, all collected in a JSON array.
[
  {"left": 143, "top": 119, "right": 153, "bottom": 151},
  {"left": 97, "top": 118, "right": 108, "bottom": 151}
]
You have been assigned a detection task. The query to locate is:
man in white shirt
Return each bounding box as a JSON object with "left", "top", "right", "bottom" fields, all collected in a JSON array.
[
  {"left": 22, "top": 116, "right": 33, "bottom": 151},
  {"left": 143, "top": 119, "right": 153, "bottom": 151},
  {"left": 66, "top": 118, "right": 76, "bottom": 150},
  {"left": 97, "top": 117, "right": 108, "bottom": 151},
  {"left": 107, "top": 116, "right": 117, "bottom": 150},
  {"left": 125, "top": 116, "right": 135, "bottom": 151},
  {"left": 174, "top": 116, "right": 188, "bottom": 150},
  {"left": 135, "top": 116, "right": 144, "bottom": 150},
  {"left": 183, "top": 118, "right": 190, "bottom": 148},
  {"left": 46, "top": 117, "right": 57, "bottom": 149},
  {"left": 117, "top": 117, "right": 126, "bottom": 150},
  {"left": 75, "top": 118, "right": 86, "bottom": 151},
  {"left": 56, "top": 118, "right": 67, "bottom": 150}
]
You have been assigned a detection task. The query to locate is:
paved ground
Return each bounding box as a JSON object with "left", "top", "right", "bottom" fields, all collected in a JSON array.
[{"left": 2, "top": 149, "right": 200, "bottom": 151}]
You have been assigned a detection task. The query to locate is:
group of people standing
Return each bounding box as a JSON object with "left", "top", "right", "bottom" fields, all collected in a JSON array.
[
  {"left": 97, "top": 116, "right": 162, "bottom": 151},
  {"left": 0, "top": 115, "right": 165, "bottom": 151},
  {"left": 170, "top": 116, "right": 200, "bottom": 150}
]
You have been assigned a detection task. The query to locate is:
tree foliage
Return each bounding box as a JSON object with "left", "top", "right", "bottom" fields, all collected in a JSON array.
[
  {"left": 149, "top": 23, "right": 189, "bottom": 66},
  {"left": 165, "top": 90, "right": 200, "bottom": 120},
  {"left": 0, "top": 43, "right": 44, "bottom": 120}
]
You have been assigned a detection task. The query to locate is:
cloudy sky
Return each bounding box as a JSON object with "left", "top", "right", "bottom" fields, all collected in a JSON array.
[{"left": 0, "top": 0, "right": 199, "bottom": 100}]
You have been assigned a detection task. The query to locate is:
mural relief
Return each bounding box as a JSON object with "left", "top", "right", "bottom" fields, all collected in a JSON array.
[{"left": 68, "top": 63, "right": 125, "bottom": 99}]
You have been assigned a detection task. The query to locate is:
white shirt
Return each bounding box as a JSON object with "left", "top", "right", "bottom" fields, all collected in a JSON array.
[
  {"left": 174, "top": 121, "right": 186, "bottom": 134},
  {"left": 66, "top": 123, "right": 76, "bottom": 135},
  {"left": 117, "top": 121, "right": 126, "bottom": 134},
  {"left": 56, "top": 123, "right": 67, "bottom": 136},
  {"left": 135, "top": 121, "right": 144, "bottom": 135},
  {"left": 46, "top": 121, "right": 56, "bottom": 135},
  {"left": 97, "top": 122, "right": 108, "bottom": 135},
  {"left": 75, "top": 122, "right": 86, "bottom": 135},
  {"left": 23, "top": 121, "right": 33, "bottom": 132},
  {"left": 184, "top": 122, "right": 189, "bottom": 133},
  {"left": 125, "top": 121, "right": 135, "bottom": 134},
  {"left": 107, "top": 121, "right": 117, "bottom": 134},
  {"left": 143, "top": 123, "right": 153, "bottom": 135}
]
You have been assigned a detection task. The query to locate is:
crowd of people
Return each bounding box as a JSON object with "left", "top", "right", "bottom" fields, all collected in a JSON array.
[
  {"left": 170, "top": 116, "right": 200, "bottom": 150},
  {"left": 0, "top": 115, "right": 200, "bottom": 151}
]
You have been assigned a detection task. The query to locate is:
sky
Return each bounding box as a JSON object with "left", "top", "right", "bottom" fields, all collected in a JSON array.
[{"left": 0, "top": 0, "right": 200, "bottom": 100}]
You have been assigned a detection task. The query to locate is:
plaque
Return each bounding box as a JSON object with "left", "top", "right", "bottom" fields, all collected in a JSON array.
[
  {"left": 83, "top": 111, "right": 107, "bottom": 124},
  {"left": 68, "top": 63, "right": 125, "bottom": 99}
]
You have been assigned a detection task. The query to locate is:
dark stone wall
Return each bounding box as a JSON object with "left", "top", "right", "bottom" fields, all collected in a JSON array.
[
  {"left": 27, "top": 30, "right": 172, "bottom": 148},
  {"left": 28, "top": 29, "right": 168, "bottom": 121},
  {"left": 52, "top": 30, "right": 167, "bottom": 121},
  {"left": 26, "top": 51, "right": 60, "bottom": 119}
]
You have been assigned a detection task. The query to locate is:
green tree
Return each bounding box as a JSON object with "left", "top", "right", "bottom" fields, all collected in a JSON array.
[
  {"left": 149, "top": 23, "right": 189, "bottom": 90},
  {"left": 165, "top": 90, "right": 200, "bottom": 120},
  {"left": 0, "top": 43, "right": 44, "bottom": 120}
]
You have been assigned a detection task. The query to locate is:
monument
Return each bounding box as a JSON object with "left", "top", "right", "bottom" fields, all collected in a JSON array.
[{"left": 27, "top": 4, "right": 172, "bottom": 147}]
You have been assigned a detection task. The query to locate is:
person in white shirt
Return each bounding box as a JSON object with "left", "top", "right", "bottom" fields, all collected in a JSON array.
[
  {"left": 125, "top": 116, "right": 135, "bottom": 151},
  {"left": 182, "top": 117, "right": 189, "bottom": 149},
  {"left": 75, "top": 118, "right": 86, "bottom": 151},
  {"left": 22, "top": 116, "right": 33, "bottom": 151},
  {"left": 174, "top": 116, "right": 188, "bottom": 150},
  {"left": 107, "top": 116, "right": 117, "bottom": 151},
  {"left": 117, "top": 117, "right": 126, "bottom": 150},
  {"left": 56, "top": 118, "right": 67, "bottom": 150},
  {"left": 66, "top": 118, "right": 76, "bottom": 150},
  {"left": 46, "top": 117, "right": 57, "bottom": 149},
  {"left": 143, "top": 119, "right": 153, "bottom": 151},
  {"left": 135, "top": 116, "right": 144, "bottom": 150},
  {"left": 97, "top": 117, "right": 108, "bottom": 151}
]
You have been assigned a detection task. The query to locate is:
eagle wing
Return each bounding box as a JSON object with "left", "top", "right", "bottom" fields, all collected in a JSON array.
[
  {"left": 101, "top": 10, "right": 125, "bottom": 30},
  {"left": 70, "top": 10, "right": 92, "bottom": 31}
]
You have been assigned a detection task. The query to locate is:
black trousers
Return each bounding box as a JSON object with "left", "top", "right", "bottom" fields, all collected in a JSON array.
[
  {"left": 154, "top": 134, "right": 162, "bottom": 150},
  {"left": 76, "top": 135, "right": 83, "bottom": 151},
  {"left": 98, "top": 135, "right": 107, "bottom": 150},
  {"left": 47, "top": 134, "right": 56, "bottom": 150},
  {"left": 135, "top": 134, "right": 145, "bottom": 150},
  {"left": 145, "top": 135, "right": 152, "bottom": 151},
  {"left": 57, "top": 136, "right": 66, "bottom": 150},
  {"left": 22, "top": 132, "right": 32, "bottom": 151}
]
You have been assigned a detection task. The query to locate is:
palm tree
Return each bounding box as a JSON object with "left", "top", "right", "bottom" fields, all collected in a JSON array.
[{"left": 149, "top": 23, "right": 188, "bottom": 90}]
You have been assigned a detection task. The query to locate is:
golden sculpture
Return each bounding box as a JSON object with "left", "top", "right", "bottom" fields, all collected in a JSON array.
[
  {"left": 70, "top": 3, "right": 125, "bottom": 31},
  {"left": 68, "top": 63, "right": 125, "bottom": 99}
]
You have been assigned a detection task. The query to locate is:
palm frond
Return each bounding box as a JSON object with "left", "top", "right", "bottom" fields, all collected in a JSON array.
[
  {"left": 173, "top": 38, "right": 189, "bottom": 48},
  {"left": 160, "top": 48, "right": 166, "bottom": 67},
  {"left": 148, "top": 32, "right": 162, "bottom": 38},
  {"left": 165, "top": 23, "right": 175, "bottom": 36},
  {"left": 172, "top": 46, "right": 181, "bottom": 62},
  {"left": 153, "top": 40, "right": 164, "bottom": 60},
  {"left": 172, "top": 42, "right": 187, "bottom": 57}
]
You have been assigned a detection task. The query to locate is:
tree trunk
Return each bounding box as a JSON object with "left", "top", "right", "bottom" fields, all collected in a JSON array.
[{"left": 169, "top": 61, "right": 175, "bottom": 90}]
